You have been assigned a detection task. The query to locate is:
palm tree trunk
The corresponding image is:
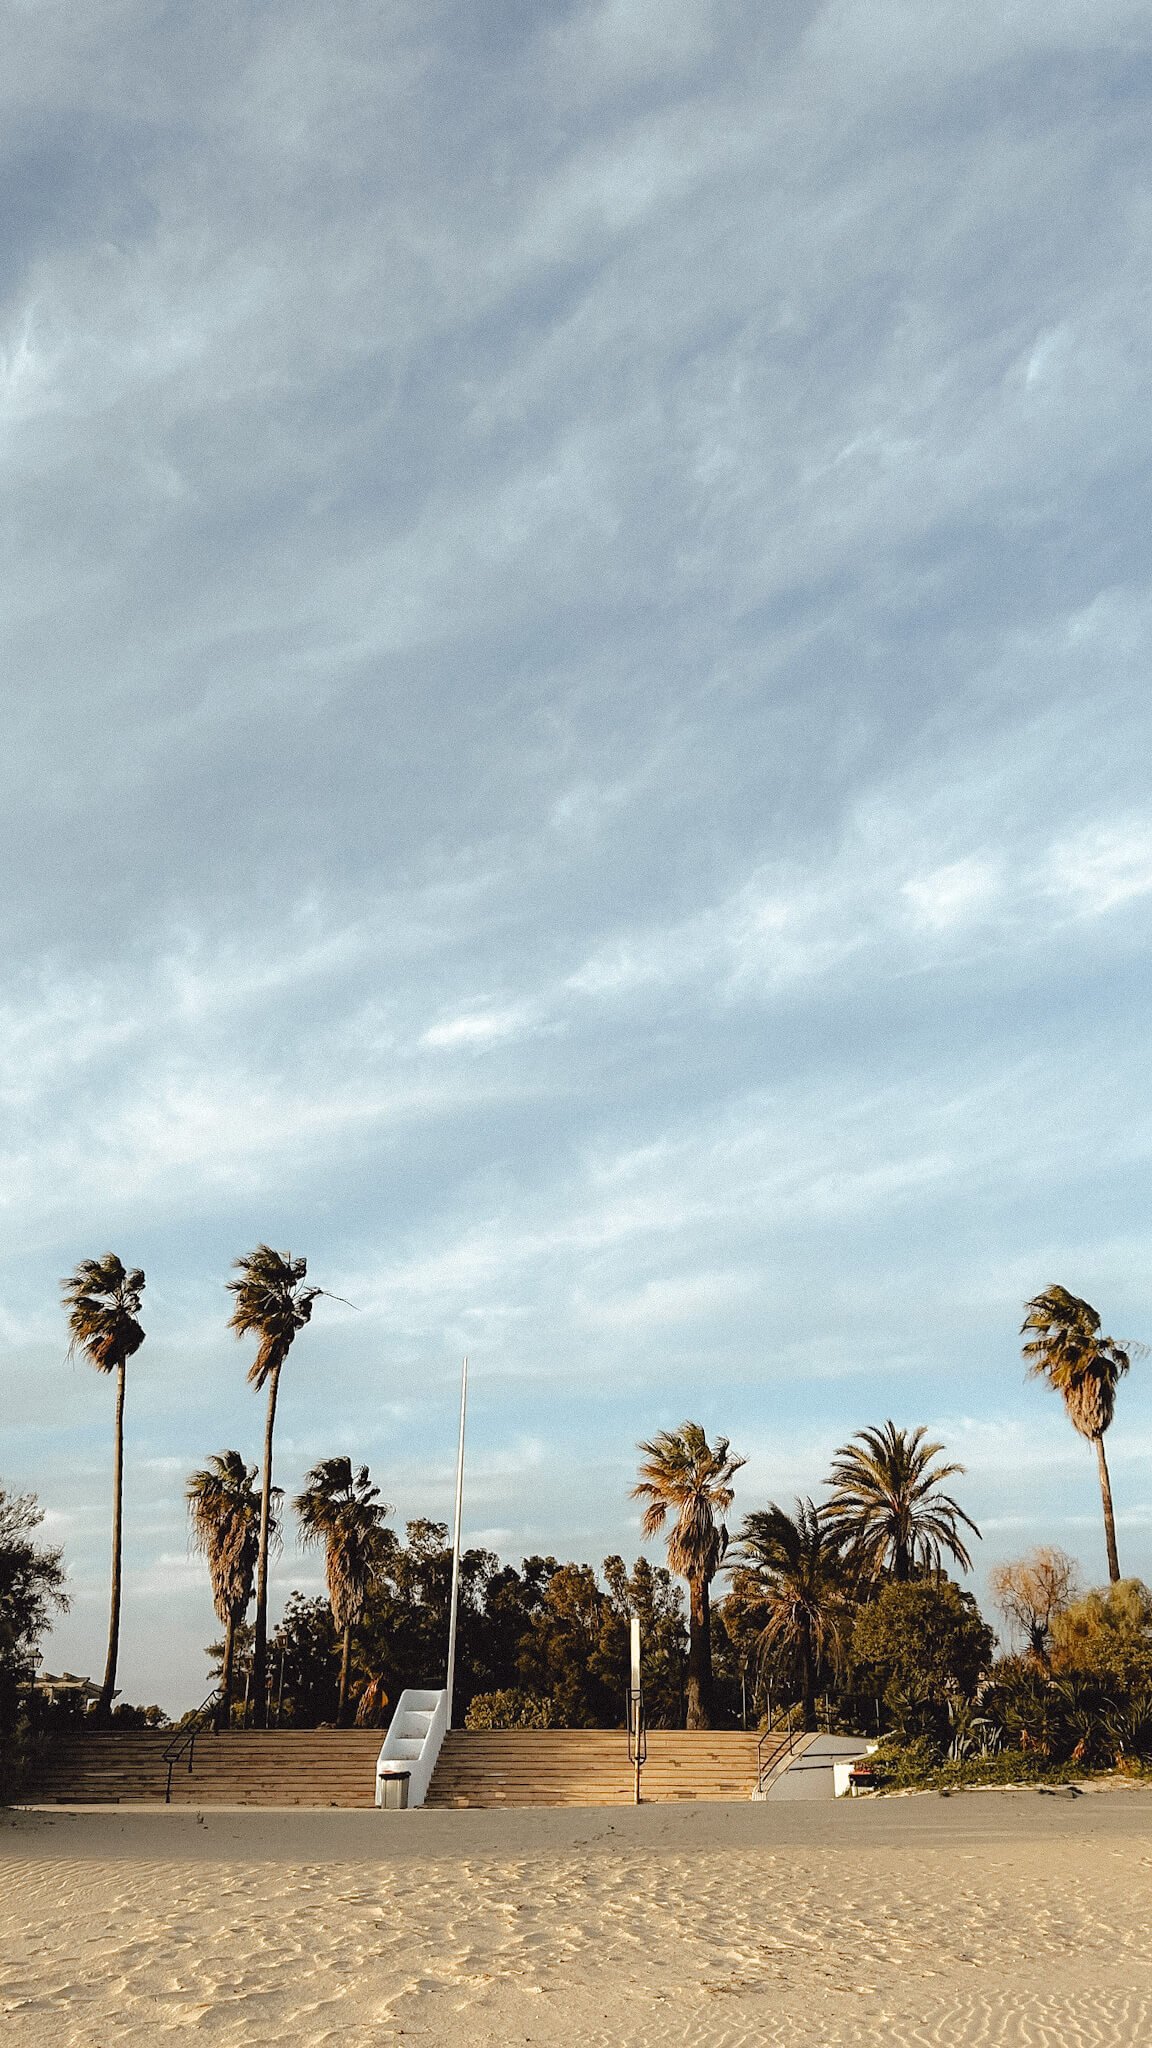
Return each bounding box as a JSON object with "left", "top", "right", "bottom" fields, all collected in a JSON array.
[
  {"left": 686, "top": 1576, "right": 713, "bottom": 1729},
  {"left": 1095, "top": 1433, "right": 1121, "bottom": 1583},
  {"left": 338, "top": 1624, "right": 352, "bottom": 1726},
  {"left": 218, "top": 1612, "right": 236, "bottom": 1731},
  {"left": 800, "top": 1624, "right": 816, "bottom": 1732},
  {"left": 98, "top": 1359, "right": 126, "bottom": 1725},
  {"left": 252, "top": 1364, "right": 281, "bottom": 1728}
]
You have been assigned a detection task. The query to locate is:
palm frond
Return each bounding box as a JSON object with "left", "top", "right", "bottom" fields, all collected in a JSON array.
[
  {"left": 227, "top": 1244, "right": 320, "bottom": 1389},
  {"left": 823, "top": 1420, "right": 980, "bottom": 1579},
  {"left": 293, "top": 1456, "right": 392, "bottom": 1632},
  {"left": 61, "top": 1254, "right": 145, "bottom": 1373}
]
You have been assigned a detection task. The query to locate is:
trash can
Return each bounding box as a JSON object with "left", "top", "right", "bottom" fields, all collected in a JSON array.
[{"left": 378, "top": 1768, "right": 410, "bottom": 1809}]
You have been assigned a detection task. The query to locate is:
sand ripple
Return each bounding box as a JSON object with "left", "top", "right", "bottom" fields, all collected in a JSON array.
[{"left": 4, "top": 1802, "right": 1151, "bottom": 2045}]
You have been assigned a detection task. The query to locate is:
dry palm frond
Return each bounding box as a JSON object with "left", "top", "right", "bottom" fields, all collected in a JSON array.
[
  {"left": 1022, "top": 1285, "right": 1129, "bottom": 1439},
  {"left": 61, "top": 1254, "right": 145, "bottom": 1372},
  {"left": 187, "top": 1451, "right": 275, "bottom": 1626},
  {"left": 293, "top": 1457, "right": 392, "bottom": 1633},
  {"left": 227, "top": 1245, "right": 319, "bottom": 1389},
  {"left": 632, "top": 1422, "right": 746, "bottom": 1584}
]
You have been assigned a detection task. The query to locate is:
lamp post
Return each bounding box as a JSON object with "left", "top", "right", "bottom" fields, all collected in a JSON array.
[{"left": 445, "top": 1356, "right": 469, "bottom": 1729}]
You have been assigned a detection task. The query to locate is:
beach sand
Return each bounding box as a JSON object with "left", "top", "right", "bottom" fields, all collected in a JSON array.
[{"left": 4, "top": 1789, "right": 1152, "bottom": 2046}]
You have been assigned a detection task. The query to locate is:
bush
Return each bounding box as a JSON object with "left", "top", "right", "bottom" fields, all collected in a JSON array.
[
  {"left": 870, "top": 1740, "right": 1082, "bottom": 1793},
  {"left": 465, "top": 1688, "right": 556, "bottom": 1729}
]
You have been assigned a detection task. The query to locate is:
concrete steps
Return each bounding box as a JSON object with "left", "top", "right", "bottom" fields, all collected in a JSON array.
[
  {"left": 426, "top": 1729, "right": 769, "bottom": 1806},
  {"left": 29, "top": 1727, "right": 779, "bottom": 1810},
  {"left": 28, "top": 1731, "right": 383, "bottom": 1808}
]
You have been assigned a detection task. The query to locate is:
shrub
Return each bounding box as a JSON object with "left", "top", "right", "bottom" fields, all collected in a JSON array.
[{"left": 465, "top": 1688, "right": 556, "bottom": 1729}]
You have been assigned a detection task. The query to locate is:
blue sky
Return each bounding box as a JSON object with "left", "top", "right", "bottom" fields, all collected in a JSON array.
[{"left": 5, "top": 0, "right": 1152, "bottom": 1710}]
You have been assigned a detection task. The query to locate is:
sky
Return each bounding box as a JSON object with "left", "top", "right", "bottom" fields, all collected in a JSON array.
[{"left": 5, "top": 0, "right": 1152, "bottom": 1713}]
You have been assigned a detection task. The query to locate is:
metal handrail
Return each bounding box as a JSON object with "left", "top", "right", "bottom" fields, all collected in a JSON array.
[
  {"left": 162, "top": 1690, "right": 222, "bottom": 1804},
  {"left": 755, "top": 1709, "right": 803, "bottom": 1794}
]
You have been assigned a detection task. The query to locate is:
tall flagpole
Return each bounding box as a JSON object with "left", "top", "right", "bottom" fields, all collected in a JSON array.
[{"left": 445, "top": 1355, "right": 469, "bottom": 1730}]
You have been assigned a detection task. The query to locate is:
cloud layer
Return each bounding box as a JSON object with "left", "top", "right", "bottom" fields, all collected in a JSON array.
[{"left": 5, "top": 0, "right": 1152, "bottom": 1705}]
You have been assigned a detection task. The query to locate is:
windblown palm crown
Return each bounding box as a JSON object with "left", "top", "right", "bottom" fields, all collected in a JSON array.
[
  {"left": 823, "top": 1420, "right": 979, "bottom": 1581},
  {"left": 227, "top": 1245, "right": 319, "bottom": 1387},
  {"left": 1022, "top": 1286, "right": 1129, "bottom": 1440},
  {"left": 294, "top": 1457, "right": 392, "bottom": 1722},
  {"left": 1022, "top": 1284, "right": 1131, "bottom": 1582},
  {"left": 633, "top": 1422, "right": 745, "bottom": 1727},
  {"left": 228, "top": 1243, "right": 320, "bottom": 1723},
  {"left": 61, "top": 1253, "right": 146, "bottom": 1721},
  {"left": 62, "top": 1255, "right": 145, "bottom": 1375},
  {"left": 187, "top": 1450, "right": 271, "bottom": 1725}
]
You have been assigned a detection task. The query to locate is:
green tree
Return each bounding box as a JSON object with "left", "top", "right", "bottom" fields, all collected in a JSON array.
[
  {"left": 1022, "top": 1285, "right": 1131, "bottom": 1583},
  {"left": 853, "top": 1578, "right": 994, "bottom": 1738},
  {"left": 0, "top": 1485, "right": 69, "bottom": 1794},
  {"left": 61, "top": 1254, "right": 145, "bottom": 1722},
  {"left": 1049, "top": 1579, "right": 1152, "bottom": 1689},
  {"left": 186, "top": 1452, "right": 270, "bottom": 1727},
  {"left": 227, "top": 1246, "right": 319, "bottom": 1724},
  {"left": 268, "top": 1594, "right": 337, "bottom": 1724},
  {"left": 727, "top": 1499, "right": 851, "bottom": 1730},
  {"left": 633, "top": 1423, "right": 745, "bottom": 1728},
  {"left": 516, "top": 1563, "right": 616, "bottom": 1725},
  {"left": 293, "top": 1458, "right": 392, "bottom": 1723},
  {"left": 823, "top": 1421, "right": 979, "bottom": 1583},
  {"left": 600, "top": 1554, "right": 687, "bottom": 1729}
]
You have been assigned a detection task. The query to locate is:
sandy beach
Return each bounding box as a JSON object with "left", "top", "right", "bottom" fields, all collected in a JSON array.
[{"left": 4, "top": 1790, "right": 1152, "bottom": 2047}]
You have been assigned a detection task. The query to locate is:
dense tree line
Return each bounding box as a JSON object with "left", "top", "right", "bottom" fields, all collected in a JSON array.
[{"left": 14, "top": 1245, "right": 1143, "bottom": 1783}]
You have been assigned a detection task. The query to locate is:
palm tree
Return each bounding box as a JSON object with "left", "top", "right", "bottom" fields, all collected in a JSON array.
[
  {"left": 186, "top": 1451, "right": 271, "bottom": 1727},
  {"left": 1022, "top": 1285, "right": 1130, "bottom": 1583},
  {"left": 823, "top": 1421, "right": 979, "bottom": 1582},
  {"left": 293, "top": 1458, "right": 392, "bottom": 1724},
  {"left": 632, "top": 1422, "right": 745, "bottom": 1729},
  {"left": 227, "top": 1246, "right": 319, "bottom": 1724},
  {"left": 728, "top": 1499, "right": 850, "bottom": 1730},
  {"left": 61, "top": 1254, "right": 145, "bottom": 1723}
]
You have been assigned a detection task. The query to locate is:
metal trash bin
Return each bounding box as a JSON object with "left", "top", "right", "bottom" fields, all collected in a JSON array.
[{"left": 378, "top": 1768, "right": 410, "bottom": 1809}]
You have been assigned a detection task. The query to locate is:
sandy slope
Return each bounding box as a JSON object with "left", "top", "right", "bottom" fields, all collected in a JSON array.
[{"left": 4, "top": 1791, "right": 1152, "bottom": 2046}]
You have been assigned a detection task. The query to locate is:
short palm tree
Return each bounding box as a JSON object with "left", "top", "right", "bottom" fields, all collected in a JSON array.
[
  {"left": 1022, "top": 1285, "right": 1130, "bottom": 1583},
  {"left": 227, "top": 1246, "right": 319, "bottom": 1724},
  {"left": 823, "top": 1421, "right": 979, "bottom": 1582},
  {"left": 293, "top": 1458, "right": 392, "bottom": 1724},
  {"left": 633, "top": 1422, "right": 745, "bottom": 1729},
  {"left": 186, "top": 1451, "right": 271, "bottom": 1727},
  {"left": 61, "top": 1254, "right": 145, "bottom": 1723},
  {"left": 728, "top": 1499, "right": 849, "bottom": 1730}
]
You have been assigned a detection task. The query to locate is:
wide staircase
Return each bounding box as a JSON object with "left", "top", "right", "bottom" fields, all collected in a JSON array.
[
  {"left": 28, "top": 1727, "right": 781, "bottom": 1809},
  {"left": 28, "top": 1730, "right": 383, "bottom": 1808},
  {"left": 425, "top": 1729, "right": 765, "bottom": 1806}
]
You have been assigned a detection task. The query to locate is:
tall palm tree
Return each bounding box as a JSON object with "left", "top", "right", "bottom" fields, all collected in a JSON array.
[
  {"left": 293, "top": 1458, "right": 391, "bottom": 1724},
  {"left": 227, "top": 1246, "right": 319, "bottom": 1724},
  {"left": 1022, "top": 1285, "right": 1130, "bottom": 1583},
  {"left": 728, "top": 1499, "right": 850, "bottom": 1730},
  {"left": 186, "top": 1451, "right": 271, "bottom": 1728},
  {"left": 61, "top": 1254, "right": 145, "bottom": 1723},
  {"left": 823, "top": 1421, "right": 979, "bottom": 1582},
  {"left": 632, "top": 1422, "right": 745, "bottom": 1729}
]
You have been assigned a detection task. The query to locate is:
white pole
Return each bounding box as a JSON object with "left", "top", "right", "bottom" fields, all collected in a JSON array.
[{"left": 445, "top": 1355, "right": 469, "bottom": 1729}]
